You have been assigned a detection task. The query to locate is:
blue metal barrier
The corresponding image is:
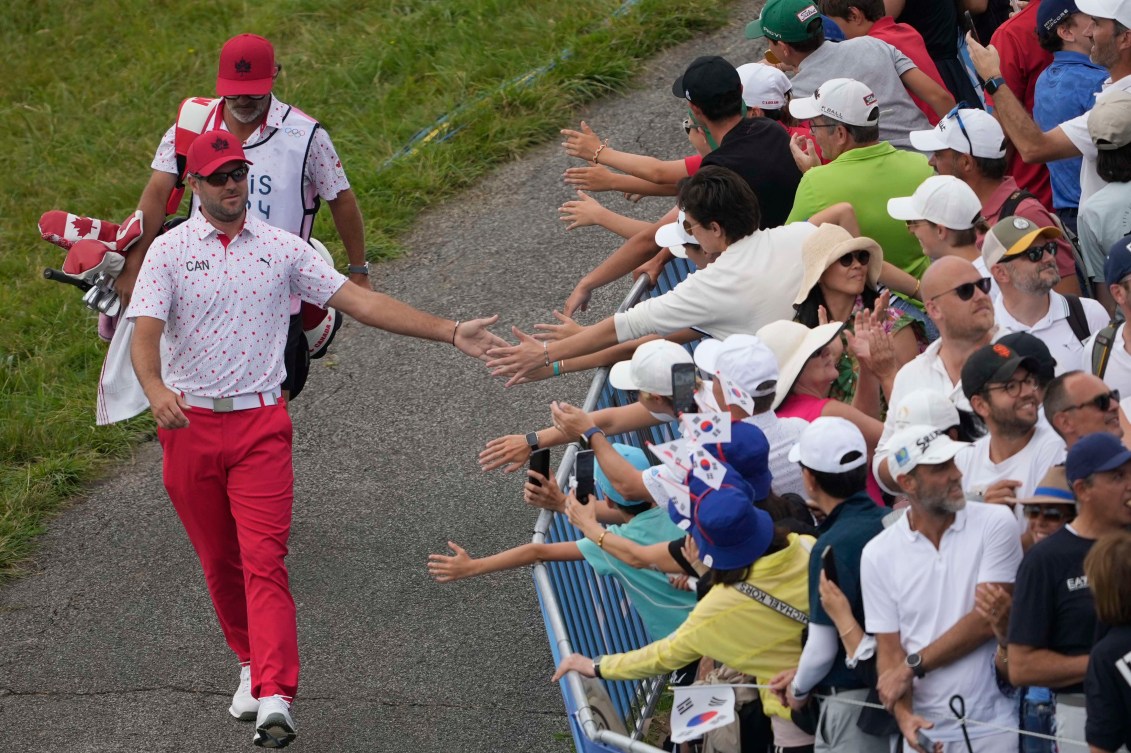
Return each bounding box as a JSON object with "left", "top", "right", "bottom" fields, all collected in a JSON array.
[{"left": 531, "top": 258, "right": 697, "bottom": 753}]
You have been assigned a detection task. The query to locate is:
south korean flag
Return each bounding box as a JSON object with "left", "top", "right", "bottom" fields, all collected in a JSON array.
[
  {"left": 680, "top": 411, "right": 731, "bottom": 445},
  {"left": 717, "top": 372, "right": 755, "bottom": 414},
  {"left": 648, "top": 438, "right": 692, "bottom": 476},
  {"left": 690, "top": 446, "right": 725, "bottom": 490}
]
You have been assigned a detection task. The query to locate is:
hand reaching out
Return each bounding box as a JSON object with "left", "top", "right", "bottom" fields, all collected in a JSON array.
[
  {"left": 563, "top": 165, "right": 617, "bottom": 192},
  {"left": 533, "top": 310, "right": 584, "bottom": 342},
  {"left": 559, "top": 190, "right": 606, "bottom": 231},
  {"left": 561, "top": 120, "right": 603, "bottom": 161},
  {"left": 479, "top": 434, "right": 532, "bottom": 473}
]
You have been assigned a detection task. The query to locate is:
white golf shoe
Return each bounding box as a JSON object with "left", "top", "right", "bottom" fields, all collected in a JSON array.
[
  {"left": 229, "top": 664, "right": 259, "bottom": 721},
  {"left": 253, "top": 694, "right": 296, "bottom": 749}
]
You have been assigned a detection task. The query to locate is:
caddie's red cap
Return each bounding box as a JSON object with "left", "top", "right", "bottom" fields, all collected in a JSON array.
[
  {"left": 216, "top": 33, "right": 275, "bottom": 96},
  {"left": 186, "top": 130, "right": 253, "bottom": 177}
]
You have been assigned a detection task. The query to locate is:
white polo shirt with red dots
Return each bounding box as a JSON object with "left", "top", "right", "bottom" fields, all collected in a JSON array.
[{"left": 129, "top": 210, "right": 346, "bottom": 398}]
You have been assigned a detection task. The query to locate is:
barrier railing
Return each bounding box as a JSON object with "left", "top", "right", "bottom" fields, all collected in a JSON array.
[{"left": 531, "top": 258, "right": 696, "bottom": 753}]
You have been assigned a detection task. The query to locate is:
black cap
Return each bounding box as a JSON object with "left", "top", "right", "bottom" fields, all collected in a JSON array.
[
  {"left": 996, "top": 332, "right": 1056, "bottom": 384},
  {"left": 961, "top": 342, "right": 1039, "bottom": 399},
  {"left": 672, "top": 56, "right": 741, "bottom": 105}
]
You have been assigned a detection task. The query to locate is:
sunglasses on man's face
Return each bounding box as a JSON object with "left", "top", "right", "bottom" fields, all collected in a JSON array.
[
  {"left": 192, "top": 166, "right": 250, "bottom": 187},
  {"left": 1003, "top": 241, "right": 1058, "bottom": 264},
  {"left": 223, "top": 94, "right": 268, "bottom": 101},
  {"left": 836, "top": 249, "right": 871, "bottom": 268},
  {"left": 931, "top": 276, "right": 992, "bottom": 302},
  {"left": 1022, "top": 505, "right": 1074, "bottom": 523},
  {"left": 1065, "top": 389, "right": 1121, "bottom": 413}
]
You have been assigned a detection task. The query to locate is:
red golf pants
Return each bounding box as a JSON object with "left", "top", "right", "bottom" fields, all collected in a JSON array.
[{"left": 158, "top": 401, "right": 298, "bottom": 700}]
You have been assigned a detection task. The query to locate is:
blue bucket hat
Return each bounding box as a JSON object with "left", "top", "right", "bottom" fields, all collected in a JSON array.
[{"left": 690, "top": 482, "right": 774, "bottom": 570}]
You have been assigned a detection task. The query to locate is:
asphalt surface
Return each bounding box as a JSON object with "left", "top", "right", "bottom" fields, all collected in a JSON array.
[{"left": 0, "top": 3, "right": 765, "bottom": 751}]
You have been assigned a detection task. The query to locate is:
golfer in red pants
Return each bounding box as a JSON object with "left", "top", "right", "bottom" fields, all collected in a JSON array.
[{"left": 130, "top": 130, "right": 505, "bottom": 748}]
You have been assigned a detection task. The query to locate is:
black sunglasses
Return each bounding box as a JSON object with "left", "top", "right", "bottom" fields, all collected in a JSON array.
[
  {"left": 192, "top": 166, "right": 250, "bottom": 187},
  {"left": 1065, "top": 389, "right": 1121, "bottom": 413},
  {"left": 223, "top": 94, "right": 268, "bottom": 101},
  {"left": 1023, "top": 505, "right": 1074, "bottom": 523},
  {"left": 1002, "top": 241, "right": 1058, "bottom": 264},
  {"left": 836, "top": 249, "right": 871, "bottom": 268},
  {"left": 931, "top": 276, "right": 992, "bottom": 302}
]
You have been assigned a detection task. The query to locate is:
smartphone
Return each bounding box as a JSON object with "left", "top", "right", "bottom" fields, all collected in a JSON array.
[
  {"left": 671, "top": 363, "right": 697, "bottom": 416},
  {"left": 764, "top": 49, "right": 781, "bottom": 65},
  {"left": 821, "top": 545, "right": 839, "bottom": 587},
  {"left": 529, "top": 448, "right": 550, "bottom": 488},
  {"left": 963, "top": 10, "right": 980, "bottom": 44},
  {"left": 575, "top": 449, "right": 595, "bottom": 504},
  {"left": 916, "top": 729, "right": 935, "bottom": 752}
]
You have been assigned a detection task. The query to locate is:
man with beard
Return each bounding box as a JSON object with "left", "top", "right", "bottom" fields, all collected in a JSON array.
[
  {"left": 861, "top": 425, "right": 1022, "bottom": 752},
  {"left": 120, "top": 33, "right": 369, "bottom": 398},
  {"left": 128, "top": 131, "right": 504, "bottom": 748},
  {"left": 956, "top": 342, "right": 1068, "bottom": 537},
  {"left": 984, "top": 216, "right": 1108, "bottom": 375}
]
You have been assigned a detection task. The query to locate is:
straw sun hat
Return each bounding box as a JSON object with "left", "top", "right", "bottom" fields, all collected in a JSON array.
[
  {"left": 756, "top": 319, "right": 844, "bottom": 410},
  {"left": 792, "top": 224, "right": 883, "bottom": 306}
]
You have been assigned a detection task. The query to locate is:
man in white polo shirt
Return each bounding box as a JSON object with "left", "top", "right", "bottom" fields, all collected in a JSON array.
[
  {"left": 887, "top": 175, "right": 989, "bottom": 272},
  {"left": 693, "top": 334, "right": 808, "bottom": 496},
  {"left": 861, "top": 425, "right": 1022, "bottom": 753},
  {"left": 129, "top": 131, "right": 503, "bottom": 749},
  {"left": 1082, "top": 237, "right": 1131, "bottom": 396},
  {"left": 984, "top": 216, "right": 1108, "bottom": 374}
]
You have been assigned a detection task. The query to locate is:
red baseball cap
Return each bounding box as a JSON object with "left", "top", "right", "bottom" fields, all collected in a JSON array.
[
  {"left": 216, "top": 33, "right": 275, "bottom": 96},
  {"left": 185, "top": 130, "right": 253, "bottom": 177}
]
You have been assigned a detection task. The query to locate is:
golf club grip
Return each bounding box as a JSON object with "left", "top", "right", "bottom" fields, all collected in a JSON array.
[{"left": 43, "top": 267, "right": 93, "bottom": 292}]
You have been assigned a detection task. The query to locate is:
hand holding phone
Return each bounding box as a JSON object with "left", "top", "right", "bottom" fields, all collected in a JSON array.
[
  {"left": 528, "top": 448, "right": 550, "bottom": 488},
  {"left": 821, "top": 545, "right": 839, "bottom": 587},
  {"left": 671, "top": 363, "right": 697, "bottom": 416},
  {"left": 916, "top": 729, "right": 935, "bottom": 753},
  {"left": 963, "top": 10, "right": 980, "bottom": 44},
  {"left": 574, "top": 449, "right": 595, "bottom": 504}
]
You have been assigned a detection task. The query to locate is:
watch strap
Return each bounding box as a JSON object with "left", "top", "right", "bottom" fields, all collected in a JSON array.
[
  {"left": 525, "top": 431, "right": 540, "bottom": 450},
  {"left": 983, "top": 76, "right": 1005, "bottom": 95},
  {"left": 582, "top": 427, "right": 605, "bottom": 443},
  {"left": 348, "top": 262, "right": 370, "bottom": 275}
]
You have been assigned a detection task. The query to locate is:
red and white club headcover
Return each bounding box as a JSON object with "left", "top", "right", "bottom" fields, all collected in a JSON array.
[
  {"left": 302, "top": 238, "right": 343, "bottom": 359},
  {"left": 39, "top": 210, "right": 143, "bottom": 253},
  {"left": 61, "top": 239, "right": 126, "bottom": 283}
]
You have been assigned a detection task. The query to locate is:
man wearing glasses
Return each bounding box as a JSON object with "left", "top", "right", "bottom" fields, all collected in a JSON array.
[
  {"left": 1003, "top": 433, "right": 1131, "bottom": 749},
  {"left": 956, "top": 342, "right": 1068, "bottom": 531},
  {"left": 910, "top": 107, "right": 1081, "bottom": 296},
  {"left": 983, "top": 216, "right": 1108, "bottom": 374},
  {"left": 119, "top": 33, "right": 370, "bottom": 399},
  {"left": 1044, "top": 371, "right": 1124, "bottom": 448}
]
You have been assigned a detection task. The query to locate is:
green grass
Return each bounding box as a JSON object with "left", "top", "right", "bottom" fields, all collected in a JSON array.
[{"left": 0, "top": 1, "right": 733, "bottom": 578}]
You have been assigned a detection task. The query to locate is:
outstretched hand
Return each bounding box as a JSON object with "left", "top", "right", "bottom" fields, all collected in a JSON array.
[
  {"left": 563, "top": 283, "right": 593, "bottom": 318},
  {"left": 454, "top": 315, "right": 509, "bottom": 362},
  {"left": 534, "top": 310, "right": 584, "bottom": 342},
  {"left": 479, "top": 434, "right": 532, "bottom": 473},
  {"left": 563, "top": 165, "right": 616, "bottom": 192},
  {"left": 427, "top": 541, "right": 476, "bottom": 583},
  {"left": 561, "top": 121, "right": 603, "bottom": 162},
  {"left": 559, "top": 190, "right": 605, "bottom": 231},
  {"left": 486, "top": 326, "right": 548, "bottom": 385}
]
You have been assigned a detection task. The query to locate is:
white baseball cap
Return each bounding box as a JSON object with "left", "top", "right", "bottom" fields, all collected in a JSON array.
[
  {"left": 788, "top": 416, "right": 867, "bottom": 473},
  {"left": 788, "top": 78, "right": 880, "bottom": 128},
  {"left": 609, "top": 340, "right": 693, "bottom": 396},
  {"left": 886, "top": 175, "right": 984, "bottom": 230},
  {"left": 889, "top": 389, "right": 961, "bottom": 432},
  {"left": 909, "top": 108, "right": 1006, "bottom": 159},
  {"left": 655, "top": 210, "right": 698, "bottom": 259},
  {"left": 887, "top": 424, "right": 969, "bottom": 480},
  {"left": 1077, "top": 0, "right": 1131, "bottom": 27},
  {"left": 693, "top": 334, "right": 780, "bottom": 397},
  {"left": 737, "top": 63, "right": 791, "bottom": 110}
]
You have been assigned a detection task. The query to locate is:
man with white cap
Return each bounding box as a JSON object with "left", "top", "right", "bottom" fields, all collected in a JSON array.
[
  {"left": 745, "top": 0, "right": 955, "bottom": 149},
  {"left": 694, "top": 334, "right": 808, "bottom": 496},
  {"left": 967, "top": 0, "right": 1131, "bottom": 206},
  {"left": 785, "top": 77, "right": 935, "bottom": 285},
  {"left": 984, "top": 216, "right": 1108, "bottom": 373},
  {"left": 887, "top": 175, "right": 988, "bottom": 269},
  {"left": 911, "top": 107, "right": 1081, "bottom": 295},
  {"left": 861, "top": 424, "right": 1022, "bottom": 753},
  {"left": 769, "top": 417, "right": 889, "bottom": 753}
]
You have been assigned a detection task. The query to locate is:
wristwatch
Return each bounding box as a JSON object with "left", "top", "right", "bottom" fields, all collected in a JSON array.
[
  {"left": 982, "top": 76, "right": 1006, "bottom": 96},
  {"left": 906, "top": 652, "right": 927, "bottom": 679},
  {"left": 582, "top": 426, "right": 606, "bottom": 444},
  {"left": 526, "top": 432, "right": 540, "bottom": 451},
  {"left": 348, "top": 262, "right": 370, "bottom": 275},
  {"left": 592, "top": 657, "right": 604, "bottom": 679}
]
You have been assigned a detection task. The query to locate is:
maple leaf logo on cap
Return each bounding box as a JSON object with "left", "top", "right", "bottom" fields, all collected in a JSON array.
[
  {"left": 211, "top": 137, "right": 230, "bottom": 152},
  {"left": 993, "top": 344, "right": 1012, "bottom": 358},
  {"left": 235, "top": 58, "right": 252, "bottom": 75}
]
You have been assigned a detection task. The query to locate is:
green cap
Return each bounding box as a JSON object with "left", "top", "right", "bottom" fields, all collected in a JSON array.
[{"left": 745, "top": 0, "right": 822, "bottom": 43}]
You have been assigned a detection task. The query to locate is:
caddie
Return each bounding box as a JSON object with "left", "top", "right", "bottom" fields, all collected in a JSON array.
[
  {"left": 129, "top": 130, "right": 504, "bottom": 749},
  {"left": 120, "top": 32, "right": 369, "bottom": 398}
]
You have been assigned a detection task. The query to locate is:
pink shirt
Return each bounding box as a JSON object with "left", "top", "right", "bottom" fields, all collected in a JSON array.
[
  {"left": 129, "top": 211, "right": 346, "bottom": 398},
  {"left": 868, "top": 16, "right": 947, "bottom": 125}
]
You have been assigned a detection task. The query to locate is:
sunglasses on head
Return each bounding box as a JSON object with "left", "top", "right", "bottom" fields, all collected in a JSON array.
[
  {"left": 931, "top": 276, "right": 992, "bottom": 301},
  {"left": 1022, "top": 505, "right": 1074, "bottom": 523},
  {"left": 1003, "top": 241, "right": 1058, "bottom": 264},
  {"left": 836, "top": 249, "right": 871, "bottom": 268},
  {"left": 945, "top": 103, "right": 975, "bottom": 155},
  {"left": 1065, "top": 389, "right": 1121, "bottom": 413},
  {"left": 192, "top": 166, "right": 249, "bottom": 187}
]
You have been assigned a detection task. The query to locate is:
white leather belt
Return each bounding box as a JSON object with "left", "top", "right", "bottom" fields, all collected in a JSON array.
[{"left": 182, "top": 389, "right": 281, "bottom": 413}]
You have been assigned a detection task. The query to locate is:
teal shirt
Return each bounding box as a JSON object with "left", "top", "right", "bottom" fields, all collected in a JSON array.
[
  {"left": 786, "top": 141, "right": 934, "bottom": 279},
  {"left": 576, "top": 506, "right": 695, "bottom": 640}
]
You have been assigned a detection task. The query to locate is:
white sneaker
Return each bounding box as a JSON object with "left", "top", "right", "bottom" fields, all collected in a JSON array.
[
  {"left": 253, "top": 695, "right": 296, "bottom": 749},
  {"left": 229, "top": 664, "right": 259, "bottom": 721}
]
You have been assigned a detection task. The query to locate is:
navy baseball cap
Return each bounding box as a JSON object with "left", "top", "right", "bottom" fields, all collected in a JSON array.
[
  {"left": 703, "top": 421, "right": 773, "bottom": 500},
  {"left": 1105, "top": 233, "right": 1131, "bottom": 284},
  {"left": 1067, "top": 432, "right": 1131, "bottom": 483},
  {"left": 1038, "top": 0, "right": 1080, "bottom": 34}
]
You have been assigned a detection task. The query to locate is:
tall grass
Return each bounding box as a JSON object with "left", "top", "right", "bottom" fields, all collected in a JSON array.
[{"left": 0, "top": 0, "right": 732, "bottom": 577}]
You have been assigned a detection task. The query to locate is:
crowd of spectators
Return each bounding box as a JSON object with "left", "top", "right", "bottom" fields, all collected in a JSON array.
[{"left": 432, "top": 1, "right": 1131, "bottom": 751}]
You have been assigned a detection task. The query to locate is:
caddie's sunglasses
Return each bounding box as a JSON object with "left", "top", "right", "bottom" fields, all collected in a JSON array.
[
  {"left": 192, "top": 166, "right": 250, "bottom": 187},
  {"left": 837, "top": 249, "right": 871, "bottom": 268},
  {"left": 930, "top": 276, "right": 992, "bottom": 302},
  {"left": 1064, "top": 390, "right": 1121, "bottom": 413},
  {"left": 945, "top": 102, "right": 974, "bottom": 155},
  {"left": 1002, "top": 241, "right": 1058, "bottom": 264},
  {"left": 1023, "top": 505, "right": 1074, "bottom": 523}
]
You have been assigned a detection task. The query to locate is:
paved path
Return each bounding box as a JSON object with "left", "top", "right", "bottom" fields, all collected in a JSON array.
[{"left": 0, "top": 4, "right": 762, "bottom": 750}]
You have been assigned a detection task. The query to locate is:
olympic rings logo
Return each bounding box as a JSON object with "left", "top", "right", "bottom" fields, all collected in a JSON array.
[{"left": 284, "top": 127, "right": 306, "bottom": 137}]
